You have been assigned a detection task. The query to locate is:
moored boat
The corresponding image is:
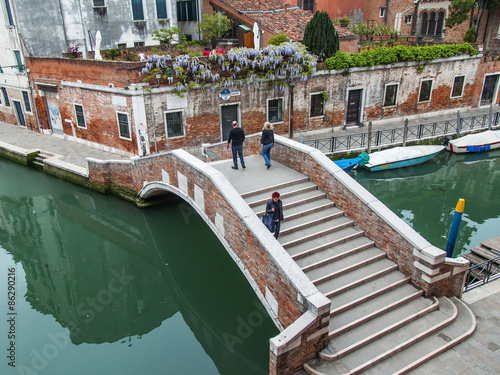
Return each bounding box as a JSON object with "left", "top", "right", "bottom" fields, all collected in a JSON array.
[
  {"left": 445, "top": 130, "right": 500, "bottom": 153},
  {"left": 333, "top": 157, "right": 362, "bottom": 172},
  {"left": 359, "top": 145, "right": 444, "bottom": 172}
]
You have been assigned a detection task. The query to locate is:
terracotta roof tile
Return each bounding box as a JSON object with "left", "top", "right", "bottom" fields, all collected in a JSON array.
[{"left": 212, "top": 0, "right": 355, "bottom": 40}]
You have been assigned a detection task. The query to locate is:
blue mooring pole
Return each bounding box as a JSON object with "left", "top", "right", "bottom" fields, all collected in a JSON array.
[{"left": 445, "top": 199, "right": 465, "bottom": 258}]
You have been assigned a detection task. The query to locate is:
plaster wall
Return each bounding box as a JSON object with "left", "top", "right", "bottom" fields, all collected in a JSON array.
[{"left": 10, "top": 0, "right": 200, "bottom": 58}]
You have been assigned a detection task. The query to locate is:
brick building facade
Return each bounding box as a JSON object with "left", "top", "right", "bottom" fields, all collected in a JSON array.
[{"left": 20, "top": 52, "right": 500, "bottom": 157}]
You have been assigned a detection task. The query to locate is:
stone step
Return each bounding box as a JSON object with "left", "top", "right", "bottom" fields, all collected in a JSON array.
[
  {"left": 328, "top": 289, "right": 429, "bottom": 337},
  {"left": 279, "top": 216, "right": 355, "bottom": 249},
  {"left": 305, "top": 247, "right": 385, "bottom": 282},
  {"left": 286, "top": 227, "right": 366, "bottom": 258},
  {"left": 305, "top": 297, "right": 460, "bottom": 375},
  {"left": 316, "top": 260, "right": 398, "bottom": 298},
  {"left": 322, "top": 295, "right": 437, "bottom": 361},
  {"left": 280, "top": 211, "right": 345, "bottom": 237},
  {"left": 240, "top": 176, "right": 310, "bottom": 199},
  {"left": 285, "top": 201, "right": 337, "bottom": 220},
  {"left": 254, "top": 190, "right": 326, "bottom": 216},
  {"left": 245, "top": 181, "right": 318, "bottom": 207},
  {"left": 364, "top": 297, "right": 476, "bottom": 375},
  {"left": 297, "top": 239, "right": 376, "bottom": 272},
  {"left": 329, "top": 276, "right": 411, "bottom": 316}
]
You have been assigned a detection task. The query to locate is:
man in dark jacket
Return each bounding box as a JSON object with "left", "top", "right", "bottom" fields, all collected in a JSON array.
[{"left": 227, "top": 121, "right": 246, "bottom": 170}]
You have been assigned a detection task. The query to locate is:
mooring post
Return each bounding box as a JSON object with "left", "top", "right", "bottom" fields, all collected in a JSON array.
[
  {"left": 445, "top": 198, "right": 465, "bottom": 258},
  {"left": 403, "top": 119, "right": 408, "bottom": 147},
  {"left": 367, "top": 121, "right": 373, "bottom": 153},
  {"left": 456, "top": 110, "right": 461, "bottom": 139}
]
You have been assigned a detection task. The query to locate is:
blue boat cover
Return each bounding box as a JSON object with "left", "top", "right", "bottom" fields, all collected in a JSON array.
[{"left": 466, "top": 144, "right": 491, "bottom": 152}]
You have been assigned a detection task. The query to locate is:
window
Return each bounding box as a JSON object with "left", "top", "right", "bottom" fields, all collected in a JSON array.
[
  {"left": 117, "top": 112, "right": 131, "bottom": 139},
  {"left": 156, "top": 0, "right": 167, "bottom": 19},
  {"left": 302, "top": 0, "right": 314, "bottom": 11},
  {"left": 93, "top": 0, "right": 105, "bottom": 7},
  {"left": 164, "top": 111, "right": 184, "bottom": 137},
  {"left": 405, "top": 15, "right": 412, "bottom": 24},
  {"left": 451, "top": 75, "right": 465, "bottom": 98},
  {"left": 4, "top": 0, "right": 14, "bottom": 26},
  {"left": 134, "top": 41, "right": 145, "bottom": 47},
  {"left": 420, "top": 11, "right": 445, "bottom": 37},
  {"left": 131, "top": 0, "right": 144, "bottom": 21},
  {"left": 379, "top": 7, "right": 386, "bottom": 18},
  {"left": 22, "top": 91, "right": 31, "bottom": 113},
  {"left": 177, "top": 0, "right": 197, "bottom": 22},
  {"left": 383, "top": 83, "right": 398, "bottom": 107},
  {"left": 117, "top": 43, "right": 127, "bottom": 49},
  {"left": 14, "top": 50, "right": 23, "bottom": 72},
  {"left": 267, "top": 98, "right": 283, "bottom": 123},
  {"left": 1, "top": 87, "right": 10, "bottom": 107},
  {"left": 74, "top": 104, "right": 86, "bottom": 128},
  {"left": 310, "top": 93, "right": 324, "bottom": 117},
  {"left": 418, "top": 79, "right": 433, "bottom": 102}
]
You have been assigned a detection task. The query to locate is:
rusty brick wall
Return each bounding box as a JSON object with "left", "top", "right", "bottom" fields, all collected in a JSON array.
[{"left": 26, "top": 57, "right": 142, "bottom": 88}]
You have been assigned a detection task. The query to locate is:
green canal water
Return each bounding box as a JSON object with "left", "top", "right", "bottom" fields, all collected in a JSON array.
[
  {"left": 0, "top": 159, "right": 278, "bottom": 375},
  {"left": 351, "top": 148, "right": 500, "bottom": 258}
]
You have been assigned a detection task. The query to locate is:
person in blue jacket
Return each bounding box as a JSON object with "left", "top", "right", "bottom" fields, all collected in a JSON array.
[{"left": 266, "top": 191, "right": 284, "bottom": 239}]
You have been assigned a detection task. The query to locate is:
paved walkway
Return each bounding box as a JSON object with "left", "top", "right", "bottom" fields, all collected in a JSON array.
[
  {"left": 1, "top": 108, "right": 500, "bottom": 374},
  {"left": 409, "top": 280, "right": 500, "bottom": 375},
  {"left": 0, "top": 122, "right": 129, "bottom": 168}
]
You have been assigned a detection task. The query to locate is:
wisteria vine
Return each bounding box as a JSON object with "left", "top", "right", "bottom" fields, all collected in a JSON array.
[{"left": 140, "top": 42, "right": 318, "bottom": 95}]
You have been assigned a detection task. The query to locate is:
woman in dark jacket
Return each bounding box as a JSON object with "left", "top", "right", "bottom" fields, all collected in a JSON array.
[
  {"left": 266, "top": 191, "right": 284, "bottom": 239},
  {"left": 260, "top": 122, "right": 274, "bottom": 169}
]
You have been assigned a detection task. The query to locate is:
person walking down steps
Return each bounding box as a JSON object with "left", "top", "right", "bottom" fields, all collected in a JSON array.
[
  {"left": 227, "top": 121, "right": 246, "bottom": 170},
  {"left": 260, "top": 122, "right": 274, "bottom": 169},
  {"left": 266, "top": 192, "right": 284, "bottom": 239}
]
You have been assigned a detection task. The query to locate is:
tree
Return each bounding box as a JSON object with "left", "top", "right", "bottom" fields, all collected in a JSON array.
[
  {"left": 198, "top": 13, "right": 232, "bottom": 50},
  {"left": 152, "top": 27, "right": 183, "bottom": 52},
  {"left": 303, "top": 11, "right": 340, "bottom": 59},
  {"left": 446, "top": 0, "right": 500, "bottom": 42}
]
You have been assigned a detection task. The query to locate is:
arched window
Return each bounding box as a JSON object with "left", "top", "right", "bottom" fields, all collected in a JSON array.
[
  {"left": 428, "top": 11, "right": 437, "bottom": 36},
  {"left": 436, "top": 11, "right": 445, "bottom": 37},
  {"left": 421, "top": 12, "right": 429, "bottom": 35}
]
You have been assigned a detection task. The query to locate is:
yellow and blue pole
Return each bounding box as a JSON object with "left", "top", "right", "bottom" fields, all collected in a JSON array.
[{"left": 445, "top": 199, "right": 465, "bottom": 258}]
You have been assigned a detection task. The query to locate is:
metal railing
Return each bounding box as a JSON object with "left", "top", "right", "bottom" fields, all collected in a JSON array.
[
  {"left": 303, "top": 111, "right": 500, "bottom": 154},
  {"left": 464, "top": 256, "right": 500, "bottom": 292}
]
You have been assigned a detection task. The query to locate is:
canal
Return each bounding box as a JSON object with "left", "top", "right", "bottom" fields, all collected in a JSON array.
[
  {"left": 352, "top": 148, "right": 500, "bottom": 258},
  {"left": 0, "top": 159, "right": 278, "bottom": 375}
]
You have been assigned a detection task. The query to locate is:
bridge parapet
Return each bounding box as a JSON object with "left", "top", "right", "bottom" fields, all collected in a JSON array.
[
  {"left": 201, "top": 134, "right": 469, "bottom": 298},
  {"left": 86, "top": 149, "right": 330, "bottom": 375}
]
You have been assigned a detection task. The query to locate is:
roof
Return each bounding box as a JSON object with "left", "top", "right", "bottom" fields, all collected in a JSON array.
[{"left": 210, "top": 0, "right": 355, "bottom": 41}]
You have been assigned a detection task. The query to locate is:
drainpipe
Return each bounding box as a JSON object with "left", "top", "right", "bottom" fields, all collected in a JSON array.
[{"left": 25, "top": 68, "right": 42, "bottom": 133}]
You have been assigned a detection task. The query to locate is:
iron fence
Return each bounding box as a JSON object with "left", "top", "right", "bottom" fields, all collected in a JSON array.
[
  {"left": 464, "top": 256, "right": 500, "bottom": 292},
  {"left": 303, "top": 110, "right": 500, "bottom": 154}
]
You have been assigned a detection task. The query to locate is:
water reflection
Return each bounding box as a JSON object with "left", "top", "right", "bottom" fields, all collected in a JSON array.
[
  {"left": 0, "top": 160, "right": 276, "bottom": 375},
  {"left": 352, "top": 150, "right": 500, "bottom": 257}
]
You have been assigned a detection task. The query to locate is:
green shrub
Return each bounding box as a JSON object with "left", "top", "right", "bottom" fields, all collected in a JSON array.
[
  {"left": 339, "top": 17, "right": 350, "bottom": 28},
  {"left": 325, "top": 43, "right": 478, "bottom": 70},
  {"left": 189, "top": 51, "right": 203, "bottom": 57},
  {"left": 104, "top": 48, "right": 120, "bottom": 60},
  {"left": 269, "top": 33, "right": 289, "bottom": 46},
  {"left": 464, "top": 27, "right": 476, "bottom": 43}
]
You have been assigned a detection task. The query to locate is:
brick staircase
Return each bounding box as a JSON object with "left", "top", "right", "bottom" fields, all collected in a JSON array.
[{"left": 241, "top": 176, "right": 476, "bottom": 375}]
